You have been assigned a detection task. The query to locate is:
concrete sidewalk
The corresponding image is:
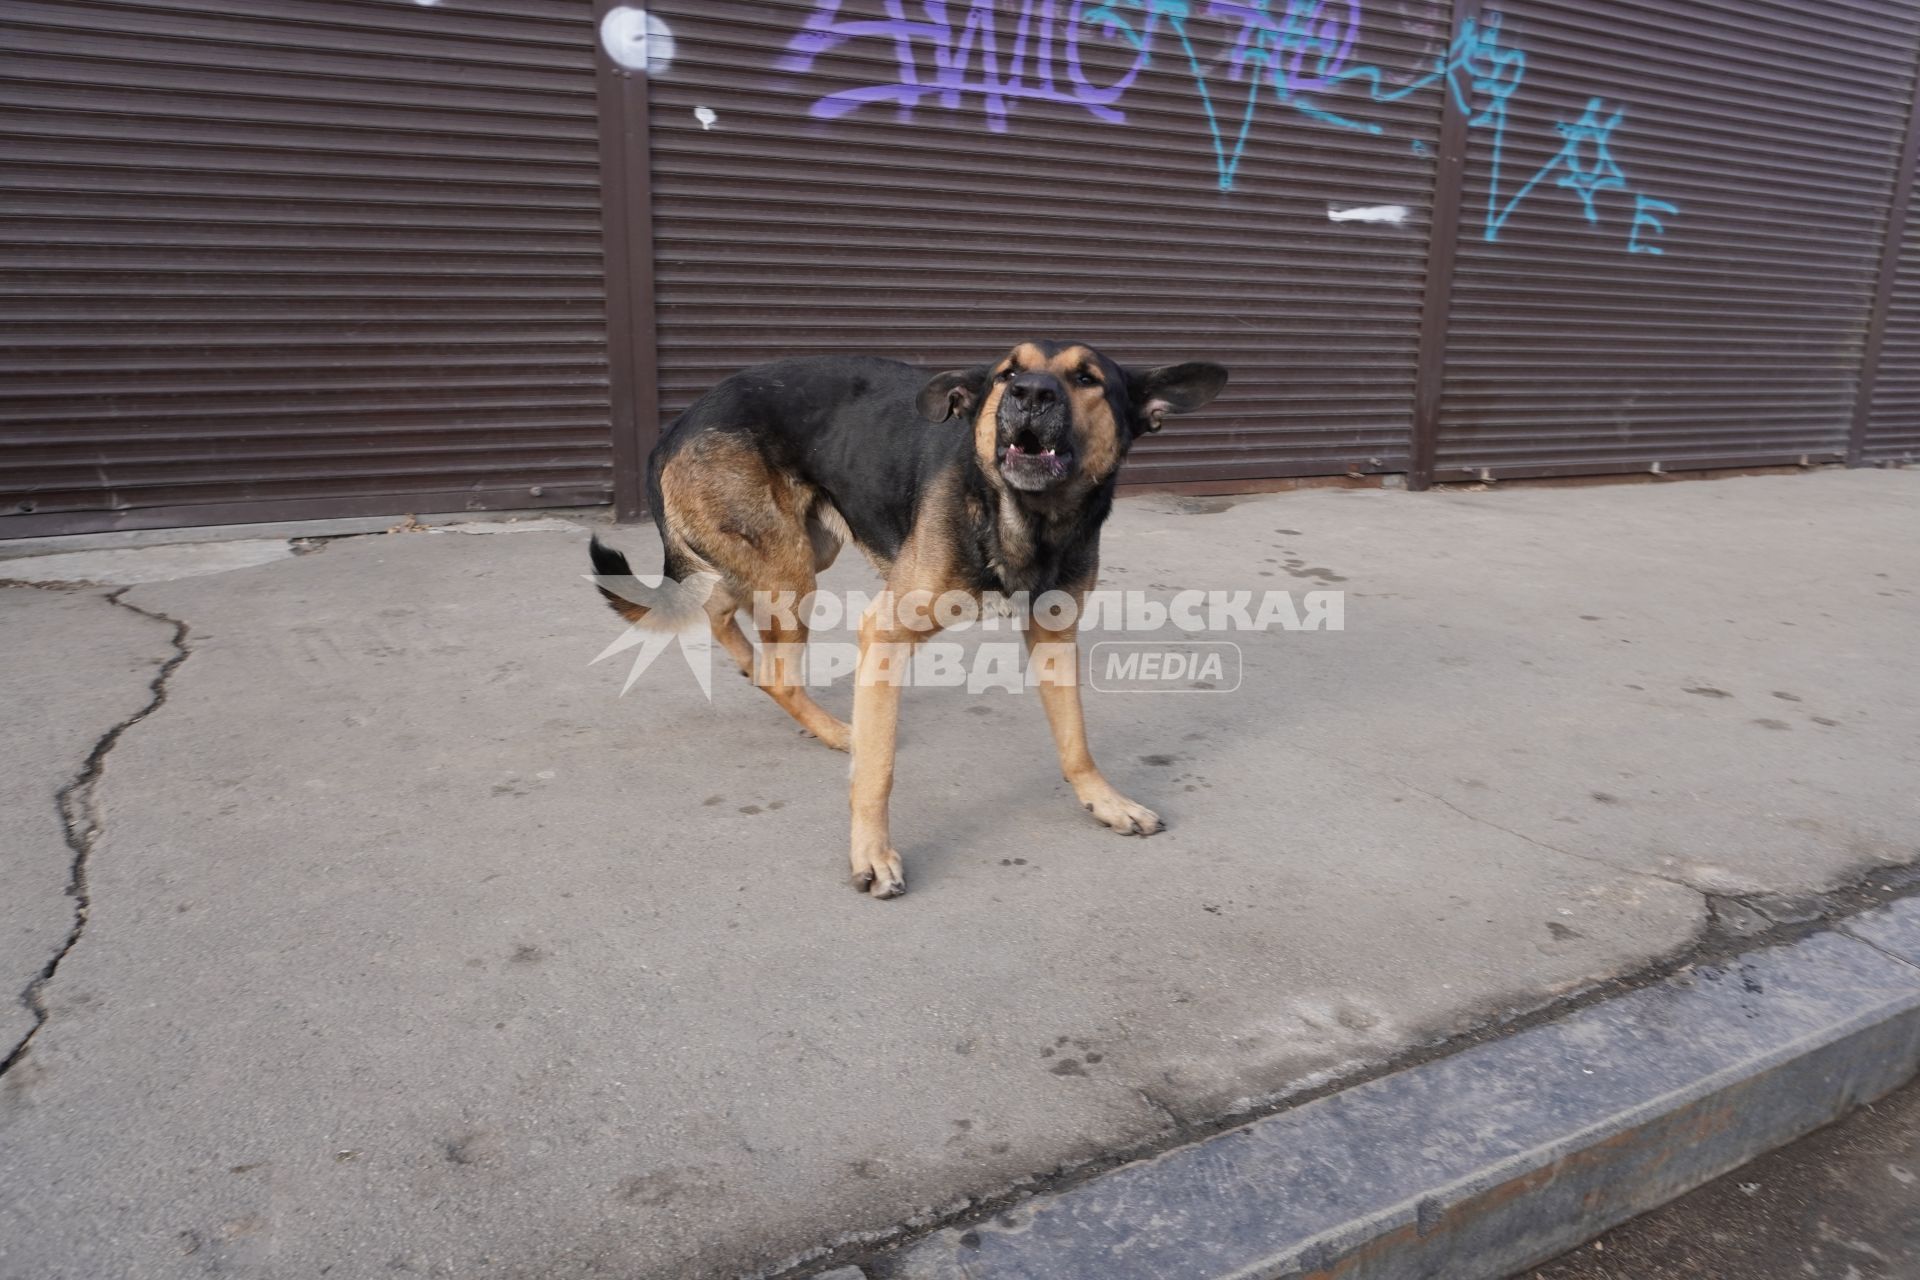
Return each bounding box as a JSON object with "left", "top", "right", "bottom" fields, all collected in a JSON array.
[{"left": 0, "top": 471, "right": 1915, "bottom": 1280}]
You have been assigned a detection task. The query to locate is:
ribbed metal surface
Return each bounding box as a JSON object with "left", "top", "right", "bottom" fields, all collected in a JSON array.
[
  {"left": 644, "top": 0, "right": 1449, "bottom": 484},
  {"left": 1867, "top": 205, "right": 1920, "bottom": 465},
  {"left": 1435, "top": 0, "right": 1920, "bottom": 479},
  {"left": 0, "top": 0, "right": 610, "bottom": 536}
]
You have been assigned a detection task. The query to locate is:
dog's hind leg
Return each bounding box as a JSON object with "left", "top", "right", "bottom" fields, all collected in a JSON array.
[
  {"left": 755, "top": 612, "right": 851, "bottom": 752},
  {"left": 692, "top": 567, "right": 841, "bottom": 751},
  {"left": 704, "top": 591, "right": 757, "bottom": 680},
  {"left": 694, "top": 562, "right": 843, "bottom": 750},
  {"left": 659, "top": 442, "right": 851, "bottom": 750}
]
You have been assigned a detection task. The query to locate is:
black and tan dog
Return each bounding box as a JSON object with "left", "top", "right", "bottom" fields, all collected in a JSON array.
[{"left": 588, "top": 340, "right": 1227, "bottom": 898}]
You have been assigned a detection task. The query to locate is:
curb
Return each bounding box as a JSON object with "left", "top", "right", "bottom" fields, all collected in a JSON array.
[{"left": 826, "top": 898, "right": 1920, "bottom": 1280}]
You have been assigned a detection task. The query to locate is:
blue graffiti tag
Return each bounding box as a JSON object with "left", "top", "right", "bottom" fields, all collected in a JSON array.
[
  {"left": 1628, "top": 194, "right": 1678, "bottom": 254},
  {"left": 778, "top": 3, "right": 1677, "bottom": 251},
  {"left": 1490, "top": 97, "right": 1628, "bottom": 238},
  {"left": 1279, "top": 14, "right": 1670, "bottom": 245}
]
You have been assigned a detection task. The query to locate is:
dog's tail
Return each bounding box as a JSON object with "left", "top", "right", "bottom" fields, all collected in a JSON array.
[
  {"left": 588, "top": 535, "right": 651, "bottom": 624},
  {"left": 588, "top": 535, "right": 718, "bottom": 631}
]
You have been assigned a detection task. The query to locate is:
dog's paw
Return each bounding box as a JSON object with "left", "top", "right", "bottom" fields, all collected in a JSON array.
[
  {"left": 851, "top": 845, "right": 906, "bottom": 898},
  {"left": 800, "top": 719, "right": 852, "bottom": 753},
  {"left": 1083, "top": 792, "right": 1163, "bottom": 837}
]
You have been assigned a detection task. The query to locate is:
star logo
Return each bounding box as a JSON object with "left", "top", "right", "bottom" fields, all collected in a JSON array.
[
  {"left": 584, "top": 569, "right": 724, "bottom": 698},
  {"left": 1555, "top": 98, "right": 1628, "bottom": 224}
]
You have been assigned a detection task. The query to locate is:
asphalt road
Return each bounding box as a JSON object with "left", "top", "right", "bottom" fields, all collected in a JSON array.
[{"left": 1525, "top": 1073, "right": 1920, "bottom": 1280}]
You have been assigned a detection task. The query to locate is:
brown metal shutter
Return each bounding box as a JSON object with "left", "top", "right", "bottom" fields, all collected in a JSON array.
[
  {"left": 641, "top": 1, "right": 1450, "bottom": 485},
  {"left": 0, "top": 0, "right": 611, "bottom": 537},
  {"left": 1433, "top": 0, "right": 1920, "bottom": 480},
  {"left": 1865, "top": 202, "right": 1920, "bottom": 465}
]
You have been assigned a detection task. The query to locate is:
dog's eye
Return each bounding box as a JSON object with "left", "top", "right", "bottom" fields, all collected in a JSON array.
[
  {"left": 996, "top": 368, "right": 1017, "bottom": 382},
  {"left": 1074, "top": 371, "right": 1100, "bottom": 387}
]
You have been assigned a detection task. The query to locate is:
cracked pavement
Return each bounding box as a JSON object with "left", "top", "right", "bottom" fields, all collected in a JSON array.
[
  {"left": 0, "top": 472, "right": 1915, "bottom": 1279},
  {"left": 0, "top": 587, "right": 185, "bottom": 1067}
]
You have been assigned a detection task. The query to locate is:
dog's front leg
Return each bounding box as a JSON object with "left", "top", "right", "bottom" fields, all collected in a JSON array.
[
  {"left": 1026, "top": 623, "right": 1163, "bottom": 836},
  {"left": 848, "top": 599, "right": 917, "bottom": 898}
]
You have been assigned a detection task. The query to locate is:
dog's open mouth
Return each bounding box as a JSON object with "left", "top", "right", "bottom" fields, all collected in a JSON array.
[{"left": 999, "top": 427, "right": 1073, "bottom": 488}]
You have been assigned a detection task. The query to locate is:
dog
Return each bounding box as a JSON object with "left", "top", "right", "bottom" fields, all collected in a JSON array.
[{"left": 588, "top": 340, "right": 1228, "bottom": 898}]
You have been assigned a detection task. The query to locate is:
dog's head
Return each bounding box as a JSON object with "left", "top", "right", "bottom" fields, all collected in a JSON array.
[{"left": 916, "top": 341, "right": 1228, "bottom": 495}]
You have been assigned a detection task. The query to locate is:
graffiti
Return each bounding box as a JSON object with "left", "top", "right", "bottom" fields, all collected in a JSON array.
[
  {"left": 1628, "top": 194, "right": 1678, "bottom": 255},
  {"left": 775, "top": 0, "right": 1154, "bottom": 130},
  {"left": 1210, "top": 0, "right": 1361, "bottom": 93},
  {"left": 1487, "top": 97, "right": 1627, "bottom": 239},
  {"left": 778, "top": 2, "right": 1676, "bottom": 252},
  {"left": 1296, "top": 18, "right": 1671, "bottom": 248},
  {"left": 777, "top": 1, "right": 1376, "bottom": 190}
]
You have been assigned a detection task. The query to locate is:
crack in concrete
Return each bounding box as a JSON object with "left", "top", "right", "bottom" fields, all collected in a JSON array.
[
  {"left": 0, "top": 589, "right": 191, "bottom": 1077},
  {"left": 1312, "top": 749, "right": 1706, "bottom": 896},
  {"left": 1838, "top": 925, "right": 1920, "bottom": 975},
  {"left": 1396, "top": 778, "right": 1704, "bottom": 894},
  {"left": 1134, "top": 1089, "right": 1181, "bottom": 1133}
]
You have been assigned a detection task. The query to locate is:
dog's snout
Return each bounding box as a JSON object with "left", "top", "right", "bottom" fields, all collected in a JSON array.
[{"left": 1007, "top": 371, "right": 1062, "bottom": 412}]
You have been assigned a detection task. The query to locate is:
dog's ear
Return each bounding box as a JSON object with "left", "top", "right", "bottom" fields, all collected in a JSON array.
[
  {"left": 1127, "top": 362, "right": 1229, "bottom": 433},
  {"left": 917, "top": 366, "right": 990, "bottom": 423}
]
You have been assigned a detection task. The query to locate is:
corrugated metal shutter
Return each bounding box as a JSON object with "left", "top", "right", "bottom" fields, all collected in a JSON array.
[
  {"left": 0, "top": 0, "right": 611, "bottom": 537},
  {"left": 1866, "top": 201, "right": 1920, "bottom": 465},
  {"left": 1433, "top": 0, "right": 1920, "bottom": 480},
  {"left": 642, "top": 0, "right": 1450, "bottom": 485}
]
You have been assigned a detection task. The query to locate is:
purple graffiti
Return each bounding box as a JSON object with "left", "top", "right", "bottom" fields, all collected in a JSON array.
[
  {"left": 779, "top": 1, "right": 1365, "bottom": 135},
  {"left": 777, "top": 1, "right": 1153, "bottom": 131}
]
